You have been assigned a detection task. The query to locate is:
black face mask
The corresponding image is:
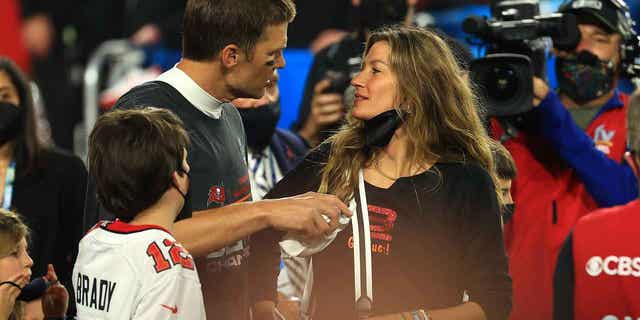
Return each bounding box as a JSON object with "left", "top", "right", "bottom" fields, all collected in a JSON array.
[
  {"left": 15, "top": 277, "right": 48, "bottom": 301},
  {"left": 238, "top": 101, "right": 281, "bottom": 153},
  {"left": 502, "top": 203, "right": 515, "bottom": 224},
  {"left": 172, "top": 169, "right": 192, "bottom": 219},
  {"left": 363, "top": 109, "right": 404, "bottom": 148},
  {"left": 0, "top": 102, "right": 23, "bottom": 146},
  {"left": 556, "top": 50, "right": 617, "bottom": 104}
]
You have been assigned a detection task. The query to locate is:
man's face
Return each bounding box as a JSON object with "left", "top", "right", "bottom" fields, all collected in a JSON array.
[
  {"left": 559, "top": 23, "right": 622, "bottom": 65},
  {"left": 228, "top": 23, "right": 288, "bottom": 99}
]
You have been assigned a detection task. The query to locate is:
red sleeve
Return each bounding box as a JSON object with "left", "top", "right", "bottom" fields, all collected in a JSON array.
[{"left": 0, "top": 0, "right": 31, "bottom": 73}]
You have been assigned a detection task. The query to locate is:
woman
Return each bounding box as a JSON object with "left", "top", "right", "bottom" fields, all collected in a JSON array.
[
  {"left": 0, "top": 57, "right": 86, "bottom": 317},
  {"left": 264, "top": 26, "right": 511, "bottom": 319}
]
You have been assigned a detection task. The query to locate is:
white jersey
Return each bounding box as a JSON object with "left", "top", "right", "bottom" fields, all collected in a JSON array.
[{"left": 73, "top": 220, "right": 206, "bottom": 319}]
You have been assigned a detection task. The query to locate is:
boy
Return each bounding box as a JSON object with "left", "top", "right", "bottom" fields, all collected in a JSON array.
[{"left": 73, "top": 108, "right": 204, "bottom": 319}]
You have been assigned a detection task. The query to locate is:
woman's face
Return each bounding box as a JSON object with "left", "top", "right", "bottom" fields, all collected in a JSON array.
[
  {"left": 0, "top": 71, "right": 20, "bottom": 106},
  {"left": 0, "top": 237, "right": 33, "bottom": 282},
  {"left": 350, "top": 41, "right": 400, "bottom": 120}
]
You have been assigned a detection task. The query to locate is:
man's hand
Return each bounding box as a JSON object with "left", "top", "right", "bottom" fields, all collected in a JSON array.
[
  {"left": 261, "top": 192, "right": 352, "bottom": 242},
  {"left": 233, "top": 81, "right": 280, "bottom": 109},
  {"left": 131, "top": 24, "right": 162, "bottom": 46},
  {"left": 0, "top": 271, "right": 29, "bottom": 319},
  {"left": 298, "top": 80, "right": 345, "bottom": 146},
  {"left": 41, "top": 264, "right": 68, "bottom": 318},
  {"left": 533, "top": 77, "right": 550, "bottom": 107}
]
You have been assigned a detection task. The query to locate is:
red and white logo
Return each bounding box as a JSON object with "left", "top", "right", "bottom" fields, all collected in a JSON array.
[
  {"left": 161, "top": 304, "right": 178, "bottom": 314},
  {"left": 601, "top": 315, "right": 640, "bottom": 320},
  {"left": 585, "top": 256, "right": 640, "bottom": 277},
  {"left": 207, "top": 185, "right": 225, "bottom": 206},
  {"left": 593, "top": 124, "right": 616, "bottom": 155}
]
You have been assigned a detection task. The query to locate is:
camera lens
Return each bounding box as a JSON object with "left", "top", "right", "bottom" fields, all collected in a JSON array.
[{"left": 487, "top": 66, "right": 519, "bottom": 102}]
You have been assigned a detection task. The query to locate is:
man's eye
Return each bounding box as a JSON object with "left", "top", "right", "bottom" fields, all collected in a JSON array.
[{"left": 266, "top": 60, "right": 275, "bottom": 66}]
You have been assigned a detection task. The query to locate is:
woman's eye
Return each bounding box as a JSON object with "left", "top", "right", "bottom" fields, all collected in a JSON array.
[{"left": 372, "top": 68, "right": 381, "bottom": 74}]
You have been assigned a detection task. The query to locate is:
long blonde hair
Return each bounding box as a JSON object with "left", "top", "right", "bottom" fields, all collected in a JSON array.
[{"left": 318, "top": 26, "right": 498, "bottom": 202}]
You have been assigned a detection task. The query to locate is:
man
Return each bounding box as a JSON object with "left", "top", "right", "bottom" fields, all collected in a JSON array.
[
  {"left": 233, "top": 83, "right": 308, "bottom": 201},
  {"left": 233, "top": 83, "right": 310, "bottom": 319},
  {"left": 490, "top": 1, "right": 640, "bottom": 319},
  {"left": 75, "top": 108, "right": 205, "bottom": 319},
  {"left": 491, "top": 141, "right": 517, "bottom": 226},
  {"left": 90, "top": 1, "right": 351, "bottom": 319},
  {"left": 553, "top": 92, "right": 640, "bottom": 320}
]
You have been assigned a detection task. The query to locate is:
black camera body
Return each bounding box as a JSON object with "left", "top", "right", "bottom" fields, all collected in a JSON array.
[
  {"left": 464, "top": 0, "right": 580, "bottom": 117},
  {"left": 323, "top": 70, "right": 352, "bottom": 94}
]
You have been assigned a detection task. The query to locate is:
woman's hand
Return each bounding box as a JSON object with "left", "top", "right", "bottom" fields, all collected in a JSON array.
[{"left": 0, "top": 270, "right": 29, "bottom": 319}]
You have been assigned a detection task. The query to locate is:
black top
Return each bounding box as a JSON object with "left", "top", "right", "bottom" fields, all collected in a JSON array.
[
  {"left": 107, "top": 81, "right": 252, "bottom": 319},
  {"left": 13, "top": 148, "right": 87, "bottom": 315},
  {"left": 257, "top": 149, "right": 512, "bottom": 319},
  {"left": 553, "top": 233, "right": 575, "bottom": 320}
]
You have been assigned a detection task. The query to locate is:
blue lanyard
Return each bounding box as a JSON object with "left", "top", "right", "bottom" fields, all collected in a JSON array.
[{"left": 2, "top": 160, "right": 15, "bottom": 210}]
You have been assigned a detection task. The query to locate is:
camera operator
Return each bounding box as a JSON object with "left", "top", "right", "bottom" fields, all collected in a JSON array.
[
  {"left": 552, "top": 90, "right": 640, "bottom": 320},
  {"left": 293, "top": 0, "right": 417, "bottom": 147},
  {"left": 490, "top": 1, "right": 640, "bottom": 319}
]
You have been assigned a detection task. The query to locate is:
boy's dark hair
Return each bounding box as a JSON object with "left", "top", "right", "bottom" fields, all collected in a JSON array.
[
  {"left": 182, "top": 0, "right": 296, "bottom": 61},
  {"left": 491, "top": 140, "right": 517, "bottom": 180},
  {"left": 89, "top": 107, "right": 190, "bottom": 221}
]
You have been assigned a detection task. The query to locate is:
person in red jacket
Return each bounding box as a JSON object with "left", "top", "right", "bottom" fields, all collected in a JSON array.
[
  {"left": 553, "top": 91, "right": 640, "bottom": 320},
  {"left": 491, "top": 0, "right": 640, "bottom": 319},
  {"left": 0, "top": 0, "right": 30, "bottom": 73}
]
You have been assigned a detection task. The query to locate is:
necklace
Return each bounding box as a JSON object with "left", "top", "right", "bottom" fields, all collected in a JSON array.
[{"left": 373, "top": 159, "right": 399, "bottom": 181}]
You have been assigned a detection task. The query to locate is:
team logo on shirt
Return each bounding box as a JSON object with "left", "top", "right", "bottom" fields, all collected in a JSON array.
[
  {"left": 593, "top": 124, "right": 615, "bottom": 155},
  {"left": 161, "top": 304, "right": 179, "bottom": 314},
  {"left": 208, "top": 185, "right": 226, "bottom": 206},
  {"left": 347, "top": 205, "right": 398, "bottom": 255}
]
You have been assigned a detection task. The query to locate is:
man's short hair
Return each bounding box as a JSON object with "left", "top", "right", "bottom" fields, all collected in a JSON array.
[
  {"left": 491, "top": 140, "right": 518, "bottom": 181},
  {"left": 182, "top": 0, "right": 296, "bottom": 61},
  {"left": 629, "top": 92, "right": 640, "bottom": 153},
  {"left": 89, "top": 107, "right": 190, "bottom": 221}
]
